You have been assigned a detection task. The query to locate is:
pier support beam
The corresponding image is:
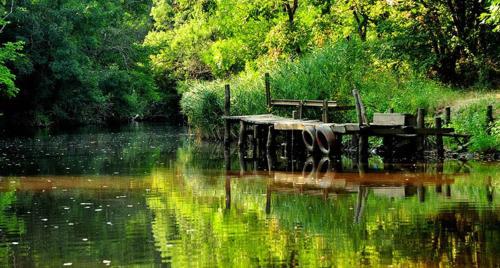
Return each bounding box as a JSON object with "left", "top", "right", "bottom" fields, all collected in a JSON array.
[
  {"left": 358, "top": 135, "right": 369, "bottom": 168},
  {"left": 445, "top": 107, "right": 451, "bottom": 125},
  {"left": 435, "top": 117, "right": 444, "bottom": 160},
  {"left": 265, "top": 125, "right": 276, "bottom": 172},
  {"left": 486, "top": 105, "right": 494, "bottom": 135},
  {"left": 238, "top": 120, "right": 247, "bottom": 152},
  {"left": 224, "top": 84, "right": 231, "bottom": 170},
  {"left": 416, "top": 108, "right": 426, "bottom": 160}
]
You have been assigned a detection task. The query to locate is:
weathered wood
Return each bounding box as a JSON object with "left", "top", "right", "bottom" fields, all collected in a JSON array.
[
  {"left": 331, "top": 123, "right": 361, "bottom": 134},
  {"left": 239, "top": 120, "right": 247, "bottom": 151},
  {"left": 292, "top": 110, "right": 298, "bottom": 119},
  {"left": 273, "top": 119, "right": 321, "bottom": 130},
  {"left": 486, "top": 105, "right": 494, "bottom": 135},
  {"left": 253, "top": 125, "right": 260, "bottom": 158},
  {"left": 417, "top": 108, "right": 425, "bottom": 128},
  {"left": 265, "top": 73, "right": 271, "bottom": 110},
  {"left": 445, "top": 107, "right": 451, "bottom": 125},
  {"left": 416, "top": 108, "right": 426, "bottom": 160},
  {"left": 225, "top": 177, "right": 231, "bottom": 209},
  {"left": 298, "top": 101, "right": 304, "bottom": 119},
  {"left": 383, "top": 135, "right": 393, "bottom": 163},
  {"left": 417, "top": 185, "right": 426, "bottom": 203},
  {"left": 372, "top": 113, "right": 416, "bottom": 126},
  {"left": 358, "top": 135, "right": 369, "bottom": 166},
  {"left": 322, "top": 99, "right": 328, "bottom": 123},
  {"left": 435, "top": 117, "right": 444, "bottom": 160},
  {"left": 270, "top": 99, "right": 354, "bottom": 110},
  {"left": 353, "top": 90, "right": 363, "bottom": 125},
  {"left": 224, "top": 84, "right": 231, "bottom": 170},
  {"left": 352, "top": 89, "right": 369, "bottom": 126},
  {"left": 266, "top": 125, "right": 275, "bottom": 155},
  {"left": 332, "top": 134, "right": 342, "bottom": 160},
  {"left": 362, "top": 127, "right": 454, "bottom": 136}
]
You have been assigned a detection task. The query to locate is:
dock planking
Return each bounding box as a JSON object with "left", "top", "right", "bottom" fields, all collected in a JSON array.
[{"left": 222, "top": 73, "right": 479, "bottom": 169}]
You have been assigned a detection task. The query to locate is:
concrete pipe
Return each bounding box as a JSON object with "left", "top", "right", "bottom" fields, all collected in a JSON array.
[
  {"left": 302, "top": 126, "right": 317, "bottom": 153},
  {"left": 316, "top": 125, "right": 336, "bottom": 155}
]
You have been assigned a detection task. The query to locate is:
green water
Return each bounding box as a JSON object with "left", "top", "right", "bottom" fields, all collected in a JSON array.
[{"left": 0, "top": 124, "right": 499, "bottom": 267}]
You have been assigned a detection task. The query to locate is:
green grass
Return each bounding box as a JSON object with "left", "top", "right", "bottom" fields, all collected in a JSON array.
[{"left": 180, "top": 40, "right": 499, "bottom": 152}]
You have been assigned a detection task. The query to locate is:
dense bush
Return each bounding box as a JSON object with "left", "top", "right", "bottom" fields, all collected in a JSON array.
[
  {"left": 181, "top": 40, "right": 499, "bottom": 152},
  {"left": 181, "top": 41, "right": 453, "bottom": 133},
  {"left": 451, "top": 100, "right": 500, "bottom": 152}
]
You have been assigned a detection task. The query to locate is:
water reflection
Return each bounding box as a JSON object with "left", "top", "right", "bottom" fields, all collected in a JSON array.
[{"left": 0, "top": 124, "right": 498, "bottom": 267}]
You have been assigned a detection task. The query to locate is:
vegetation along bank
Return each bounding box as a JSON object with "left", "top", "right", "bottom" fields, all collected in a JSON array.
[{"left": 0, "top": 0, "right": 499, "bottom": 153}]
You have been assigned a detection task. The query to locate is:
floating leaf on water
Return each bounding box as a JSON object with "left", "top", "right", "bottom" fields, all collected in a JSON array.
[
  {"left": 11, "top": 242, "right": 19, "bottom": 245},
  {"left": 63, "top": 263, "right": 72, "bottom": 266},
  {"left": 103, "top": 260, "right": 111, "bottom": 266},
  {"left": 82, "top": 238, "right": 88, "bottom": 242}
]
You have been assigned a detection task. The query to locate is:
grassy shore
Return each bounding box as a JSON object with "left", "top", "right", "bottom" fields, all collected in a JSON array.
[{"left": 181, "top": 40, "right": 499, "bottom": 153}]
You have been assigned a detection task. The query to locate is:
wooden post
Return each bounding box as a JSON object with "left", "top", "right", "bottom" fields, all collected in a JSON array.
[
  {"left": 265, "top": 185, "right": 272, "bottom": 214},
  {"left": 298, "top": 101, "right": 304, "bottom": 119},
  {"left": 332, "top": 134, "right": 342, "bottom": 160},
  {"left": 418, "top": 185, "right": 426, "bottom": 203},
  {"left": 436, "top": 160, "right": 443, "bottom": 193},
  {"left": 435, "top": 117, "right": 444, "bottom": 160},
  {"left": 383, "top": 135, "right": 393, "bottom": 165},
  {"left": 416, "top": 108, "right": 426, "bottom": 160},
  {"left": 224, "top": 84, "right": 231, "bottom": 170},
  {"left": 417, "top": 108, "right": 425, "bottom": 128},
  {"left": 292, "top": 110, "right": 298, "bottom": 119},
  {"left": 225, "top": 177, "right": 231, "bottom": 210},
  {"left": 266, "top": 126, "right": 275, "bottom": 155},
  {"left": 265, "top": 73, "right": 271, "bottom": 111},
  {"left": 253, "top": 125, "right": 259, "bottom": 159},
  {"left": 445, "top": 107, "right": 451, "bottom": 125},
  {"left": 359, "top": 135, "right": 369, "bottom": 167},
  {"left": 486, "top": 105, "right": 493, "bottom": 135},
  {"left": 322, "top": 99, "right": 328, "bottom": 123},
  {"left": 238, "top": 120, "right": 247, "bottom": 152}
]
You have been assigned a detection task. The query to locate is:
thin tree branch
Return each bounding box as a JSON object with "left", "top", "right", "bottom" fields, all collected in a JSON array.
[{"left": 0, "top": 0, "right": 15, "bottom": 34}]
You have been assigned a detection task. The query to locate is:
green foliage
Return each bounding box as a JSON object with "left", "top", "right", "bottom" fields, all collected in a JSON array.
[
  {"left": 0, "top": 40, "right": 23, "bottom": 97},
  {"left": 181, "top": 40, "right": 461, "bottom": 138},
  {"left": 381, "top": 0, "right": 499, "bottom": 86},
  {"left": 451, "top": 100, "right": 500, "bottom": 152},
  {"left": 0, "top": 0, "right": 169, "bottom": 125},
  {"left": 482, "top": 0, "right": 500, "bottom": 32}
]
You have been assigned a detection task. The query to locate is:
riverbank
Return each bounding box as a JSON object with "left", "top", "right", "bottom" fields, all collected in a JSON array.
[{"left": 180, "top": 41, "right": 499, "bottom": 154}]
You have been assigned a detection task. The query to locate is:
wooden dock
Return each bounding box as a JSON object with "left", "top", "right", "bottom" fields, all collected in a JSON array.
[{"left": 222, "top": 73, "right": 476, "bottom": 170}]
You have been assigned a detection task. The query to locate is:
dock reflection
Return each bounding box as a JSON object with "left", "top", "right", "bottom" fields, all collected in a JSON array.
[{"left": 222, "top": 153, "right": 484, "bottom": 223}]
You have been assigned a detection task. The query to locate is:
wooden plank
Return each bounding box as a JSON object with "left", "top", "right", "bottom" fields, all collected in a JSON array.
[
  {"left": 352, "top": 89, "right": 369, "bottom": 126},
  {"left": 273, "top": 120, "right": 321, "bottom": 130},
  {"left": 222, "top": 114, "right": 274, "bottom": 120},
  {"left": 265, "top": 73, "right": 271, "bottom": 109},
  {"left": 372, "top": 113, "right": 416, "bottom": 126},
  {"left": 330, "top": 123, "right": 360, "bottom": 133},
  {"left": 360, "top": 127, "right": 454, "bottom": 136},
  {"left": 271, "top": 99, "right": 354, "bottom": 110}
]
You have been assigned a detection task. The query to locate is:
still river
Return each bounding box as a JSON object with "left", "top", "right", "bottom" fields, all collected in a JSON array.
[{"left": 0, "top": 123, "right": 498, "bottom": 267}]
